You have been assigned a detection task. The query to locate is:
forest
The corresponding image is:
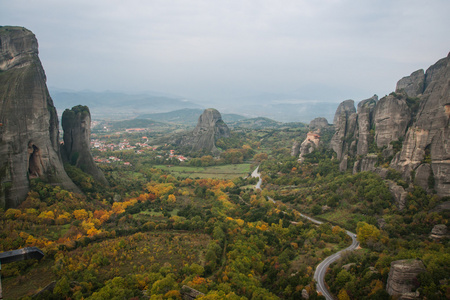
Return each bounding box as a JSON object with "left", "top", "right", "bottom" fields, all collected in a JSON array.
[{"left": 0, "top": 124, "right": 448, "bottom": 300}]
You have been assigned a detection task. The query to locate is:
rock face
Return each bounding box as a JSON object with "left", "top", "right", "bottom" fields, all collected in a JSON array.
[
  {"left": 330, "top": 100, "right": 357, "bottom": 161},
  {"left": 291, "top": 140, "right": 301, "bottom": 157},
  {"left": 0, "top": 26, "right": 79, "bottom": 208},
  {"left": 356, "top": 96, "right": 377, "bottom": 155},
  {"left": 309, "top": 117, "right": 329, "bottom": 130},
  {"left": 298, "top": 131, "right": 321, "bottom": 162},
  {"left": 324, "top": 53, "right": 450, "bottom": 197},
  {"left": 386, "top": 259, "right": 426, "bottom": 299},
  {"left": 387, "top": 181, "right": 408, "bottom": 210},
  {"left": 396, "top": 69, "right": 425, "bottom": 98},
  {"left": 61, "top": 105, "right": 108, "bottom": 186},
  {"left": 392, "top": 53, "right": 450, "bottom": 197},
  {"left": 180, "top": 108, "right": 230, "bottom": 154},
  {"left": 373, "top": 94, "right": 411, "bottom": 148}
]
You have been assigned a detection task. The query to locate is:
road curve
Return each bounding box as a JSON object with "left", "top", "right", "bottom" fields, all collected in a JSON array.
[
  {"left": 251, "top": 166, "right": 359, "bottom": 299},
  {"left": 251, "top": 165, "right": 262, "bottom": 190},
  {"left": 313, "top": 231, "right": 359, "bottom": 299}
]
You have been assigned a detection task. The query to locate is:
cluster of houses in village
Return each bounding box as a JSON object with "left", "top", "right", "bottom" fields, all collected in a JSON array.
[
  {"left": 90, "top": 137, "right": 189, "bottom": 165},
  {"left": 90, "top": 137, "right": 156, "bottom": 152}
]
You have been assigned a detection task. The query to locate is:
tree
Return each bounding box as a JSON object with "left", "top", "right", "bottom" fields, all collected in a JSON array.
[{"left": 356, "top": 222, "right": 381, "bottom": 247}]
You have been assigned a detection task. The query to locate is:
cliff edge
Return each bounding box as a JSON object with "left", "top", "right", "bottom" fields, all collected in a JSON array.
[{"left": 0, "top": 26, "right": 79, "bottom": 208}]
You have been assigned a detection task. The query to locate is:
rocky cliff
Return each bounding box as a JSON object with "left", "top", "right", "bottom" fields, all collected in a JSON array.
[
  {"left": 0, "top": 26, "right": 79, "bottom": 208},
  {"left": 326, "top": 53, "right": 450, "bottom": 197},
  {"left": 330, "top": 100, "right": 357, "bottom": 163},
  {"left": 386, "top": 259, "right": 426, "bottom": 299},
  {"left": 61, "top": 105, "right": 108, "bottom": 186},
  {"left": 180, "top": 108, "right": 230, "bottom": 154},
  {"left": 392, "top": 53, "right": 450, "bottom": 197}
]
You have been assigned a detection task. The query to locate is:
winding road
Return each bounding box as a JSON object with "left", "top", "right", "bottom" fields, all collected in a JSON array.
[
  {"left": 313, "top": 231, "right": 359, "bottom": 299},
  {"left": 251, "top": 166, "right": 359, "bottom": 300}
]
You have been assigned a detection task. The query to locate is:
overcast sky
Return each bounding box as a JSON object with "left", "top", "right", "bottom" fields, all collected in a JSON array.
[{"left": 2, "top": 0, "right": 450, "bottom": 104}]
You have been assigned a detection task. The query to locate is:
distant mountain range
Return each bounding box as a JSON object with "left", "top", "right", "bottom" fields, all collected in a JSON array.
[
  {"left": 138, "top": 108, "right": 246, "bottom": 126},
  {"left": 50, "top": 88, "right": 341, "bottom": 123},
  {"left": 50, "top": 89, "right": 203, "bottom": 120}
]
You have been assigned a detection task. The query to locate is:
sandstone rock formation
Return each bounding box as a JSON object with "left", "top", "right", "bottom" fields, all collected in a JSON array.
[
  {"left": 392, "top": 53, "right": 450, "bottom": 197},
  {"left": 180, "top": 108, "right": 230, "bottom": 154},
  {"left": 330, "top": 100, "right": 357, "bottom": 162},
  {"left": 386, "top": 259, "right": 426, "bottom": 299},
  {"left": 291, "top": 140, "right": 300, "bottom": 157},
  {"left": 0, "top": 26, "right": 79, "bottom": 208},
  {"left": 430, "top": 224, "right": 448, "bottom": 240},
  {"left": 396, "top": 69, "right": 425, "bottom": 98},
  {"left": 373, "top": 94, "right": 411, "bottom": 148},
  {"left": 356, "top": 95, "right": 377, "bottom": 155},
  {"left": 61, "top": 105, "right": 108, "bottom": 186},
  {"left": 387, "top": 181, "right": 408, "bottom": 210},
  {"left": 352, "top": 154, "right": 378, "bottom": 174},
  {"left": 298, "top": 131, "right": 321, "bottom": 162},
  {"left": 324, "top": 52, "right": 450, "bottom": 197},
  {"left": 309, "top": 117, "right": 329, "bottom": 130}
]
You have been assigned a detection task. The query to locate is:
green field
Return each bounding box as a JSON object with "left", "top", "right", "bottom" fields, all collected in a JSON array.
[{"left": 154, "top": 163, "right": 252, "bottom": 179}]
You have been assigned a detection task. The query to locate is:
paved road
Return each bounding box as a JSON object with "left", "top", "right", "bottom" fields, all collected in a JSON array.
[
  {"left": 251, "top": 167, "right": 359, "bottom": 299},
  {"left": 251, "top": 165, "right": 262, "bottom": 190},
  {"left": 313, "top": 230, "right": 359, "bottom": 299},
  {"left": 252, "top": 166, "right": 359, "bottom": 300}
]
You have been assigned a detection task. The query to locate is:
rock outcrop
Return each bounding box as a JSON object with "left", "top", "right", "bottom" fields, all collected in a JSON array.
[
  {"left": 324, "top": 52, "right": 450, "bottom": 197},
  {"left": 0, "top": 26, "right": 79, "bottom": 208},
  {"left": 373, "top": 94, "right": 411, "bottom": 148},
  {"left": 309, "top": 117, "right": 329, "bottom": 130},
  {"left": 61, "top": 105, "right": 108, "bottom": 186},
  {"left": 330, "top": 100, "right": 357, "bottom": 162},
  {"left": 356, "top": 95, "right": 377, "bottom": 155},
  {"left": 387, "top": 181, "right": 408, "bottom": 210},
  {"left": 298, "top": 131, "right": 321, "bottom": 162},
  {"left": 392, "top": 53, "right": 450, "bottom": 197},
  {"left": 386, "top": 259, "right": 426, "bottom": 299},
  {"left": 180, "top": 108, "right": 230, "bottom": 154},
  {"left": 291, "top": 140, "right": 301, "bottom": 157},
  {"left": 430, "top": 224, "right": 448, "bottom": 240},
  {"left": 396, "top": 69, "right": 425, "bottom": 98}
]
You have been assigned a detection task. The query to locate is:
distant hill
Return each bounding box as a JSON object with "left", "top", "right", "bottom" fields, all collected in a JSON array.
[
  {"left": 228, "top": 117, "right": 283, "bottom": 129},
  {"left": 109, "top": 119, "right": 169, "bottom": 130},
  {"left": 51, "top": 89, "right": 203, "bottom": 120},
  {"left": 138, "top": 108, "right": 247, "bottom": 126}
]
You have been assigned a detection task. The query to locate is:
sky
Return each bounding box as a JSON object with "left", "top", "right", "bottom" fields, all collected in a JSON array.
[{"left": 2, "top": 0, "right": 450, "bottom": 106}]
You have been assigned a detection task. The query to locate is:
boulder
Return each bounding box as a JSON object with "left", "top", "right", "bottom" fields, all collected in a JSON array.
[
  {"left": 0, "top": 26, "right": 79, "bottom": 208},
  {"left": 61, "top": 105, "right": 108, "bottom": 186},
  {"left": 430, "top": 224, "right": 448, "bottom": 240},
  {"left": 301, "top": 288, "right": 309, "bottom": 299},
  {"left": 386, "top": 259, "right": 426, "bottom": 299},
  {"left": 395, "top": 69, "right": 425, "bottom": 98},
  {"left": 180, "top": 108, "right": 230, "bottom": 154}
]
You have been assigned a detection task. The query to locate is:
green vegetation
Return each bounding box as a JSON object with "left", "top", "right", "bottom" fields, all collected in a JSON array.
[
  {"left": 1, "top": 121, "right": 448, "bottom": 299},
  {"left": 153, "top": 164, "right": 252, "bottom": 179}
]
